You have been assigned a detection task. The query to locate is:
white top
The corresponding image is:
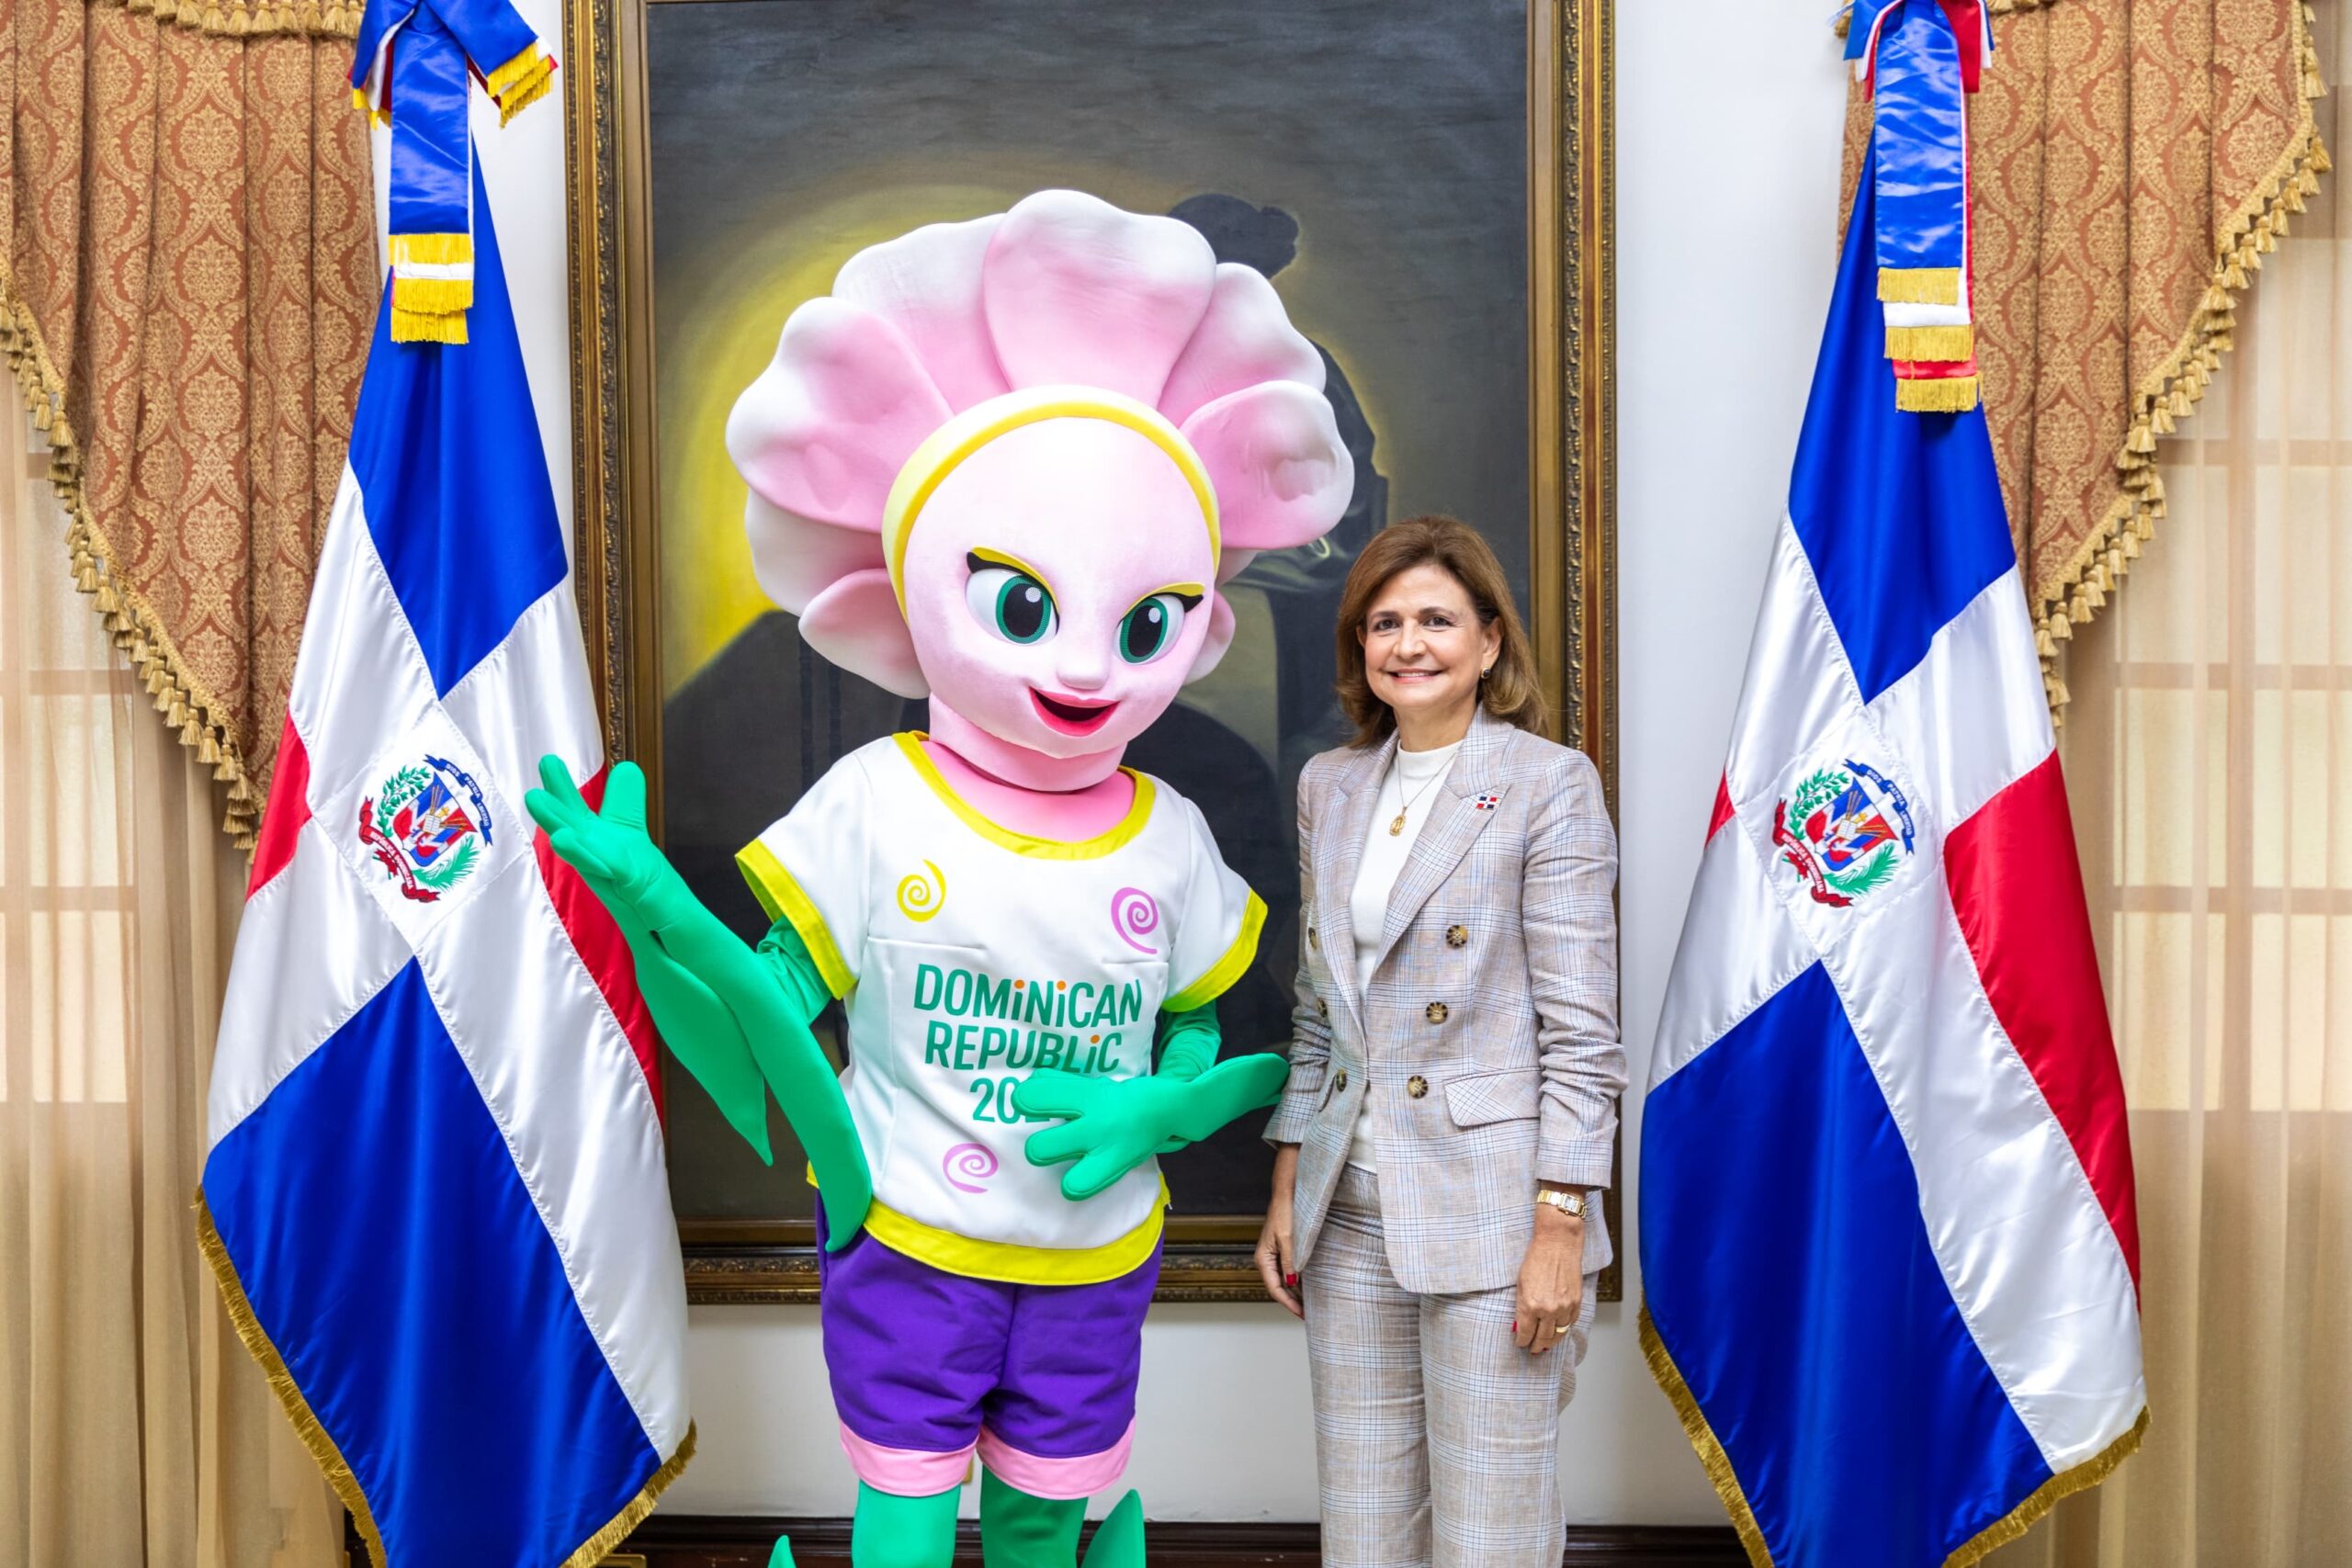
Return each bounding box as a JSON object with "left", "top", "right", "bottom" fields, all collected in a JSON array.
[
  {"left": 1345, "top": 738, "right": 1462, "bottom": 1172},
  {"left": 739, "top": 734, "right": 1262, "bottom": 1283}
]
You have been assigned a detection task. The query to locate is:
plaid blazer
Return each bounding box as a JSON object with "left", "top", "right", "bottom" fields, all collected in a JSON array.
[{"left": 1264, "top": 707, "right": 1623, "bottom": 1295}]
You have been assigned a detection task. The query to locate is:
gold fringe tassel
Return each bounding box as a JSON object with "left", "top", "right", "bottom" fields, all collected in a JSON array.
[
  {"left": 109, "top": 0, "right": 357, "bottom": 39},
  {"left": 560, "top": 1426, "right": 699, "bottom": 1568},
  {"left": 2032, "top": 0, "right": 2330, "bottom": 724},
  {"left": 1642, "top": 1305, "right": 2146, "bottom": 1568},
  {"left": 388, "top": 231, "right": 472, "bottom": 268},
  {"left": 480, "top": 40, "right": 545, "bottom": 101},
  {"left": 390, "top": 276, "right": 473, "bottom": 316},
  {"left": 1943, "top": 1409, "right": 2151, "bottom": 1567},
  {"left": 1887, "top": 322, "right": 1974, "bottom": 360},
  {"left": 1638, "top": 1309, "right": 1773, "bottom": 1567},
  {"left": 0, "top": 222, "right": 259, "bottom": 845},
  {"left": 390, "top": 307, "right": 469, "bottom": 344},
  {"left": 196, "top": 1193, "right": 390, "bottom": 1567},
  {"left": 198, "top": 1191, "right": 697, "bottom": 1568},
  {"left": 1896, "top": 374, "right": 1980, "bottom": 412},
  {"left": 1879, "top": 265, "right": 1962, "bottom": 305},
  {"left": 494, "top": 55, "right": 556, "bottom": 127}
]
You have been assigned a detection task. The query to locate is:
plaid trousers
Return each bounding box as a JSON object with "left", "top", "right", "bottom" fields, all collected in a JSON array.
[{"left": 1304, "top": 1165, "right": 1597, "bottom": 1568}]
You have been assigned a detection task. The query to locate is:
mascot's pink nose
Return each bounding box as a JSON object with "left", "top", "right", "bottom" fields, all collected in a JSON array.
[{"left": 1055, "top": 649, "right": 1111, "bottom": 693}]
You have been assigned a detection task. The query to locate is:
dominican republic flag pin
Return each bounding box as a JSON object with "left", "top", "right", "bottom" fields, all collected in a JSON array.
[{"left": 1472, "top": 792, "right": 1501, "bottom": 812}]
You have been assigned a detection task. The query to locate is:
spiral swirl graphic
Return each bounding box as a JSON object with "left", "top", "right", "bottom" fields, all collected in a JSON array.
[
  {"left": 896, "top": 859, "right": 947, "bottom": 922},
  {"left": 1110, "top": 886, "right": 1160, "bottom": 953},
  {"left": 943, "top": 1141, "right": 999, "bottom": 1194}
]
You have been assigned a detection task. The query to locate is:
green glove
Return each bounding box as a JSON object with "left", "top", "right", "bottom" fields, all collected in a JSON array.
[
  {"left": 526, "top": 756, "right": 872, "bottom": 1248},
  {"left": 1013, "top": 1051, "right": 1291, "bottom": 1201}
]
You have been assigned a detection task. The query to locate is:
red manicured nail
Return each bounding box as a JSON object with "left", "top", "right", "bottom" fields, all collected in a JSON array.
[
  {"left": 1285, "top": 1273, "right": 1298, "bottom": 1287},
  {"left": 1511, "top": 1320, "right": 1519, "bottom": 1333}
]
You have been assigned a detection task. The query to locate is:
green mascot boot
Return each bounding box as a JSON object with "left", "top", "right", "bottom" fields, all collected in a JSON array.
[
  {"left": 850, "top": 1482, "right": 960, "bottom": 1568},
  {"left": 977, "top": 1471, "right": 1144, "bottom": 1568},
  {"left": 978, "top": 1467, "right": 1082, "bottom": 1567},
  {"left": 1080, "top": 1490, "right": 1146, "bottom": 1568}
]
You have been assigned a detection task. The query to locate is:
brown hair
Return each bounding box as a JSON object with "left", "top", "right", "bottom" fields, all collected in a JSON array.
[{"left": 1331, "top": 515, "right": 1549, "bottom": 747}]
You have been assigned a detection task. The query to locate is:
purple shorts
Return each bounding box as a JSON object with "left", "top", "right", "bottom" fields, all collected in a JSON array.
[{"left": 814, "top": 1215, "right": 1160, "bottom": 1500}]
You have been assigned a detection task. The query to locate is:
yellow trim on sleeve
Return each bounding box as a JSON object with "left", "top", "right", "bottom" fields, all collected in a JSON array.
[
  {"left": 1165, "top": 890, "right": 1266, "bottom": 1011},
  {"left": 893, "top": 732, "right": 1156, "bottom": 860},
  {"left": 736, "top": 840, "right": 856, "bottom": 998},
  {"left": 814, "top": 1169, "right": 1170, "bottom": 1286}
]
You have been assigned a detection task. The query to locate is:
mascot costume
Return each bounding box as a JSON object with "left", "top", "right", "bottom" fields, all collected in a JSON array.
[{"left": 527, "top": 190, "right": 1352, "bottom": 1566}]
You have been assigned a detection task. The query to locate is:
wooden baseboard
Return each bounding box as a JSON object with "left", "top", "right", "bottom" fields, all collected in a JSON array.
[{"left": 611, "top": 1516, "right": 1748, "bottom": 1567}]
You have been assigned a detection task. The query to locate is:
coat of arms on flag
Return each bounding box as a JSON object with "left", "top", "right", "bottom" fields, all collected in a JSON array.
[
  {"left": 1639, "top": 6, "right": 2144, "bottom": 1564},
  {"left": 1771, "top": 758, "right": 1916, "bottom": 908},
  {"left": 196, "top": 4, "right": 692, "bottom": 1563},
  {"left": 359, "top": 756, "right": 494, "bottom": 901}
]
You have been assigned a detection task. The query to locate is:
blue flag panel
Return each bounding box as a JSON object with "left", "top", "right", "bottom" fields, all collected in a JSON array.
[
  {"left": 203, "top": 963, "right": 659, "bottom": 1565},
  {"left": 1640, "top": 964, "right": 2052, "bottom": 1564}
]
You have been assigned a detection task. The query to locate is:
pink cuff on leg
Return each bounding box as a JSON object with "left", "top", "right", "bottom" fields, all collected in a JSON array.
[
  {"left": 837, "top": 1422, "right": 976, "bottom": 1495},
  {"left": 974, "top": 1418, "right": 1136, "bottom": 1501}
]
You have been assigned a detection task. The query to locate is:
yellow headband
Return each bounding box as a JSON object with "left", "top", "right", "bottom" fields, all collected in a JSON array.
[{"left": 880, "top": 386, "right": 1221, "bottom": 613}]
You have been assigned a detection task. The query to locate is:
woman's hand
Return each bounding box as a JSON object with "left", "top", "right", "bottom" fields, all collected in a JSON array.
[
  {"left": 1512, "top": 1192, "right": 1585, "bottom": 1355},
  {"left": 1258, "top": 1145, "right": 1303, "bottom": 1318}
]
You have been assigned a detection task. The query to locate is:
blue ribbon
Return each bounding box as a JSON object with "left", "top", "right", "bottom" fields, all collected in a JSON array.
[
  {"left": 1870, "top": 1, "right": 1968, "bottom": 281},
  {"left": 354, "top": 0, "right": 540, "bottom": 244}
]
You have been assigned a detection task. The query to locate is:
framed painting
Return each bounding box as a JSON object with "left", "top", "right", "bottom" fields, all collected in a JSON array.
[{"left": 561, "top": 0, "right": 1618, "bottom": 1303}]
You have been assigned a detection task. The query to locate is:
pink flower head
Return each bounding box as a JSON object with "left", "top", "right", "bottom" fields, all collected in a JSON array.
[{"left": 725, "top": 189, "right": 1353, "bottom": 773}]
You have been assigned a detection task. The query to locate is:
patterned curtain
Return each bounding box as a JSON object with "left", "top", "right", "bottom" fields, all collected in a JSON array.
[
  {"left": 0, "top": 0, "right": 378, "bottom": 846},
  {"left": 1992, "top": 6, "right": 2352, "bottom": 1543},
  {"left": 1845, "top": 0, "right": 2328, "bottom": 714}
]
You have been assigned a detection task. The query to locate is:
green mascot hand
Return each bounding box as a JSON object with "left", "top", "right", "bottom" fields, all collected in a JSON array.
[
  {"left": 526, "top": 756, "right": 872, "bottom": 1248},
  {"left": 1013, "top": 1052, "right": 1291, "bottom": 1201},
  {"left": 525, "top": 755, "right": 697, "bottom": 938}
]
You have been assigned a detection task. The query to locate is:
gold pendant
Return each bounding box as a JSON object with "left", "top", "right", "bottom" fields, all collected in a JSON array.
[{"left": 1388, "top": 812, "right": 1407, "bottom": 836}]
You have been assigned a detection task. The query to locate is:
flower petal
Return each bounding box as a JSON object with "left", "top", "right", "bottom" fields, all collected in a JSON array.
[
  {"left": 981, "top": 189, "right": 1216, "bottom": 403},
  {"left": 725, "top": 297, "right": 952, "bottom": 528}
]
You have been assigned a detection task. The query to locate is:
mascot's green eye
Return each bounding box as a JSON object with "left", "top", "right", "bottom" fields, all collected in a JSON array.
[
  {"left": 966, "top": 565, "right": 1057, "bottom": 645},
  {"left": 1118, "top": 593, "right": 1188, "bottom": 664}
]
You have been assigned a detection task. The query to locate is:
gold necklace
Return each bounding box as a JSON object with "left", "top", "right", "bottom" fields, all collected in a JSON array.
[{"left": 1386, "top": 759, "right": 1449, "bottom": 836}]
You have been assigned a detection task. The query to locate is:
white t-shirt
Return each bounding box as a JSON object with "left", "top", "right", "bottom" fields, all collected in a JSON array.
[
  {"left": 1345, "top": 738, "right": 1462, "bottom": 1172},
  {"left": 737, "top": 733, "right": 1263, "bottom": 1284}
]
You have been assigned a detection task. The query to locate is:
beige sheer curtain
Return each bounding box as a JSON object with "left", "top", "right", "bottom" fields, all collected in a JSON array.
[
  {"left": 0, "top": 400, "right": 338, "bottom": 1563},
  {"left": 1995, "top": 5, "right": 2352, "bottom": 1563}
]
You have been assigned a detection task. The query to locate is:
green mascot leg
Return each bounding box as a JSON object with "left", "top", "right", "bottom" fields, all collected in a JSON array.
[
  {"left": 1080, "top": 1490, "right": 1147, "bottom": 1567},
  {"left": 847, "top": 1482, "right": 961, "bottom": 1568},
  {"left": 978, "top": 1467, "right": 1082, "bottom": 1567},
  {"left": 974, "top": 1471, "right": 1144, "bottom": 1568}
]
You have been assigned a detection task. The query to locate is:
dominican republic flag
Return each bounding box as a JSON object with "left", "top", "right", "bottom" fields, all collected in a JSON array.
[
  {"left": 1636, "top": 103, "right": 2146, "bottom": 1568},
  {"left": 196, "top": 149, "right": 692, "bottom": 1565}
]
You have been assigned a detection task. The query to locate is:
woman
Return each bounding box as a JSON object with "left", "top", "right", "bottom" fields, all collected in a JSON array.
[{"left": 1258, "top": 516, "right": 1623, "bottom": 1567}]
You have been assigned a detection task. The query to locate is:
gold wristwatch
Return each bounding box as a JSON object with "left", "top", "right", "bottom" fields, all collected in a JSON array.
[{"left": 1535, "top": 1189, "right": 1589, "bottom": 1222}]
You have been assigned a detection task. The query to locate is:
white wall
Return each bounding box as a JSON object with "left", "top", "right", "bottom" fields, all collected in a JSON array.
[{"left": 465, "top": 0, "right": 1848, "bottom": 1527}]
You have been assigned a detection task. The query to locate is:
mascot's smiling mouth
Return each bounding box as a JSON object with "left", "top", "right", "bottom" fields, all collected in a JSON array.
[{"left": 1029, "top": 689, "right": 1119, "bottom": 737}]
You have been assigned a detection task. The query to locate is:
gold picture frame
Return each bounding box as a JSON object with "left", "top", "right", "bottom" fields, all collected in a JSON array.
[{"left": 560, "top": 0, "right": 1619, "bottom": 1303}]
